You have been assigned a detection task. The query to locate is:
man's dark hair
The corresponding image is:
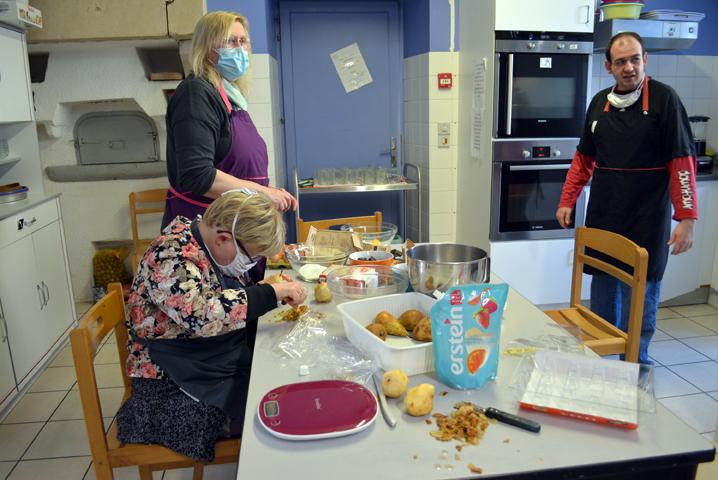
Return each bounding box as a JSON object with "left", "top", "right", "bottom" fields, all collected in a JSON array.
[{"left": 605, "top": 32, "right": 645, "bottom": 63}]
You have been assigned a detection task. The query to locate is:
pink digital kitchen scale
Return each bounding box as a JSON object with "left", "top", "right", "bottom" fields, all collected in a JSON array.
[{"left": 258, "top": 380, "right": 378, "bottom": 440}]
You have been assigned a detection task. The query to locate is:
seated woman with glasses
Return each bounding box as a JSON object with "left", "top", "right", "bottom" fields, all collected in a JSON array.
[{"left": 117, "top": 191, "right": 307, "bottom": 461}]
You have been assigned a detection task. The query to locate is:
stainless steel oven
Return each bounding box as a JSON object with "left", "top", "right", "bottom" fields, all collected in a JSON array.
[
  {"left": 491, "top": 139, "right": 585, "bottom": 241},
  {"left": 494, "top": 31, "right": 592, "bottom": 138}
]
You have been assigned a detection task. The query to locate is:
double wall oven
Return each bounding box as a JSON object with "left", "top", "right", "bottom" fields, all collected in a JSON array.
[{"left": 490, "top": 31, "right": 592, "bottom": 241}]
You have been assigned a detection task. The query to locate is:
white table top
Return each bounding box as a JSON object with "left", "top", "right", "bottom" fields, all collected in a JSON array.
[{"left": 237, "top": 274, "right": 715, "bottom": 479}]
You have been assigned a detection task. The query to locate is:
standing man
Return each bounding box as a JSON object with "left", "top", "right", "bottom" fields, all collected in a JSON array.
[{"left": 556, "top": 32, "right": 698, "bottom": 364}]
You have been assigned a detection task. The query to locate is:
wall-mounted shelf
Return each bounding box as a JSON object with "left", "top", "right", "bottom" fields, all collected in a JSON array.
[{"left": 0, "top": 156, "right": 21, "bottom": 167}]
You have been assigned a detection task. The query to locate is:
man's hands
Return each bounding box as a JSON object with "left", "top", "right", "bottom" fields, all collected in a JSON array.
[
  {"left": 263, "top": 186, "right": 298, "bottom": 212},
  {"left": 270, "top": 281, "right": 308, "bottom": 308},
  {"left": 556, "top": 207, "right": 574, "bottom": 229},
  {"left": 667, "top": 219, "right": 696, "bottom": 255}
]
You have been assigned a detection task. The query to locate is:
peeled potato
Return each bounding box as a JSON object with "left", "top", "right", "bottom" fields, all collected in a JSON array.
[
  {"left": 398, "top": 309, "right": 424, "bottom": 331},
  {"left": 412, "top": 316, "right": 432, "bottom": 342},
  {"left": 366, "top": 323, "right": 387, "bottom": 341},
  {"left": 375, "top": 311, "right": 398, "bottom": 326},
  {"left": 405, "top": 383, "right": 435, "bottom": 416},
  {"left": 382, "top": 369, "right": 409, "bottom": 398}
]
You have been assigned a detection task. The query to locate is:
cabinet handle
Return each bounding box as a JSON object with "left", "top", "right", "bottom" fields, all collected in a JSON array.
[
  {"left": 42, "top": 281, "right": 50, "bottom": 307},
  {"left": 583, "top": 5, "right": 591, "bottom": 24},
  {"left": 37, "top": 284, "right": 44, "bottom": 310},
  {"left": 24, "top": 217, "right": 37, "bottom": 227},
  {"left": 0, "top": 299, "right": 8, "bottom": 343}
]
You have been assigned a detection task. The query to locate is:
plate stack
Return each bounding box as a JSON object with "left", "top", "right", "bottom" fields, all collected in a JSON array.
[{"left": 0, "top": 183, "right": 29, "bottom": 204}]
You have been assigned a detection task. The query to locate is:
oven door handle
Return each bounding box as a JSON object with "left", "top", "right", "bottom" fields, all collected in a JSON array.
[
  {"left": 506, "top": 53, "right": 514, "bottom": 136},
  {"left": 509, "top": 164, "right": 571, "bottom": 171}
]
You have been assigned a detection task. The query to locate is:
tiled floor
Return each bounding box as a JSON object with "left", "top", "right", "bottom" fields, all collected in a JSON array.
[{"left": 1, "top": 303, "right": 717, "bottom": 479}]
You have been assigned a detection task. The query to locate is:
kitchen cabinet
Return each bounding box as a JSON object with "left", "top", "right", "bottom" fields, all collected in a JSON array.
[
  {"left": 0, "top": 331, "right": 17, "bottom": 408},
  {"left": 0, "top": 197, "right": 75, "bottom": 387},
  {"left": 0, "top": 26, "right": 33, "bottom": 123},
  {"left": 495, "top": 0, "right": 594, "bottom": 33},
  {"left": 26, "top": 0, "right": 205, "bottom": 43}
]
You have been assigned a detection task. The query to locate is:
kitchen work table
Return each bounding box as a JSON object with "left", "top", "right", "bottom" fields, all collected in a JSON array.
[{"left": 237, "top": 273, "right": 715, "bottom": 479}]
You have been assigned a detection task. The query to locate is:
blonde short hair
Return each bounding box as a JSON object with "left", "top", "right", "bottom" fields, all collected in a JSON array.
[
  {"left": 203, "top": 192, "right": 285, "bottom": 257},
  {"left": 190, "top": 11, "right": 252, "bottom": 96}
]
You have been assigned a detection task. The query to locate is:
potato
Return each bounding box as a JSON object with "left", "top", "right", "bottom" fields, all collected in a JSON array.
[
  {"left": 314, "top": 283, "right": 332, "bottom": 303},
  {"left": 366, "top": 323, "right": 387, "bottom": 341},
  {"left": 382, "top": 369, "right": 409, "bottom": 398},
  {"left": 412, "top": 316, "right": 432, "bottom": 342},
  {"left": 375, "top": 311, "right": 398, "bottom": 326},
  {"left": 404, "top": 383, "right": 435, "bottom": 416},
  {"left": 398, "top": 309, "right": 424, "bottom": 331},
  {"left": 384, "top": 321, "right": 408, "bottom": 337}
]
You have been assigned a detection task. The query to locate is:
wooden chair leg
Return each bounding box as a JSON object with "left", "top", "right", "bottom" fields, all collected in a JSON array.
[
  {"left": 192, "top": 463, "right": 205, "bottom": 480},
  {"left": 138, "top": 465, "right": 153, "bottom": 480},
  {"left": 92, "top": 461, "right": 114, "bottom": 480}
]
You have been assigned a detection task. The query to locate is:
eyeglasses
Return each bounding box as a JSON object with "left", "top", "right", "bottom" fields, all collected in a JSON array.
[
  {"left": 221, "top": 35, "right": 250, "bottom": 49},
  {"left": 217, "top": 230, "right": 262, "bottom": 262}
]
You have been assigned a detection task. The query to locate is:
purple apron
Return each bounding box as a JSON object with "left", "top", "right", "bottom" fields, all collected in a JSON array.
[{"left": 165, "top": 82, "right": 269, "bottom": 283}]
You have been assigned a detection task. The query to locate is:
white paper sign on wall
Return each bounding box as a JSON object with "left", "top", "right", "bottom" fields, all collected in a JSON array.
[{"left": 330, "top": 43, "right": 373, "bottom": 93}]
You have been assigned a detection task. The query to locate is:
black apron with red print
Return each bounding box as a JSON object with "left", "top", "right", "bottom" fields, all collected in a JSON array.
[{"left": 577, "top": 78, "right": 694, "bottom": 281}]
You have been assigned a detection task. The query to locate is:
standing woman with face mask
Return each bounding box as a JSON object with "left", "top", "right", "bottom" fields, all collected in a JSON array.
[{"left": 162, "top": 11, "right": 297, "bottom": 285}]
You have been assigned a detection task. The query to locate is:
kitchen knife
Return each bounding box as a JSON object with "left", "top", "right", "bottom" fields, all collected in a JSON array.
[
  {"left": 373, "top": 374, "right": 397, "bottom": 428},
  {"left": 455, "top": 401, "right": 540, "bottom": 433}
]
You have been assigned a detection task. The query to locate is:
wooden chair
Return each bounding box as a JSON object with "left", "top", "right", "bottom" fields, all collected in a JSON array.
[
  {"left": 70, "top": 283, "right": 240, "bottom": 480},
  {"left": 129, "top": 189, "right": 166, "bottom": 275},
  {"left": 296, "top": 211, "right": 382, "bottom": 243},
  {"left": 543, "top": 227, "right": 649, "bottom": 363}
]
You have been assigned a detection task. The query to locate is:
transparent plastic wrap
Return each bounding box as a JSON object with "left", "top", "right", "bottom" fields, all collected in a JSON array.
[
  {"left": 510, "top": 350, "right": 656, "bottom": 430},
  {"left": 503, "top": 324, "right": 587, "bottom": 357},
  {"left": 274, "top": 310, "right": 377, "bottom": 386}
]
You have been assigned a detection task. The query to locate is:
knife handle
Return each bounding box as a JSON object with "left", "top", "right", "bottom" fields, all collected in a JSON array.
[{"left": 485, "top": 407, "right": 541, "bottom": 433}]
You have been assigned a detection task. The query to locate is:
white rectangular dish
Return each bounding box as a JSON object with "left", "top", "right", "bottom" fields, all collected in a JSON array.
[{"left": 337, "top": 292, "right": 436, "bottom": 375}]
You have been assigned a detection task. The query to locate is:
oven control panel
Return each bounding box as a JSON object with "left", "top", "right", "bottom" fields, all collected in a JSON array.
[{"left": 494, "top": 139, "right": 576, "bottom": 162}]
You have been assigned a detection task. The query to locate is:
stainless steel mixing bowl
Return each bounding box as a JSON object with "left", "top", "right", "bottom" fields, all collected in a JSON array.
[{"left": 406, "top": 243, "right": 490, "bottom": 294}]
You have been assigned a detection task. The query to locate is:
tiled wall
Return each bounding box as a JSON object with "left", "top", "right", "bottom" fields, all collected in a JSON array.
[
  {"left": 590, "top": 53, "right": 718, "bottom": 150},
  {"left": 403, "top": 51, "right": 459, "bottom": 243}
]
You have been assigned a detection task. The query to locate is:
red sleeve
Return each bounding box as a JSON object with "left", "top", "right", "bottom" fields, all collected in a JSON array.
[
  {"left": 668, "top": 156, "right": 698, "bottom": 220},
  {"left": 558, "top": 151, "right": 595, "bottom": 209}
]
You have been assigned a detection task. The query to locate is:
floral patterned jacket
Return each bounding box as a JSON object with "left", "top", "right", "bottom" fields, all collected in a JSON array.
[{"left": 125, "top": 217, "right": 269, "bottom": 379}]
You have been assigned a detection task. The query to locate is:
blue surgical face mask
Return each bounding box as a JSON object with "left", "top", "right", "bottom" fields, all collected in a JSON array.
[{"left": 214, "top": 47, "right": 249, "bottom": 81}]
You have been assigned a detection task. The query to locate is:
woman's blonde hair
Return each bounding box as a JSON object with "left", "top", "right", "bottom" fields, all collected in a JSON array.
[
  {"left": 191, "top": 11, "right": 252, "bottom": 96},
  {"left": 204, "top": 191, "right": 285, "bottom": 257}
]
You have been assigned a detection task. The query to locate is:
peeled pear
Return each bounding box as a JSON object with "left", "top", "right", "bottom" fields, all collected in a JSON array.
[
  {"left": 265, "top": 273, "right": 286, "bottom": 285},
  {"left": 405, "top": 383, "right": 435, "bottom": 416},
  {"left": 314, "top": 282, "right": 332, "bottom": 303},
  {"left": 382, "top": 369, "right": 409, "bottom": 398}
]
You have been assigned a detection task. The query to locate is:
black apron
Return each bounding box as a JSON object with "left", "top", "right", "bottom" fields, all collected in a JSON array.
[
  {"left": 131, "top": 219, "right": 255, "bottom": 423},
  {"left": 584, "top": 78, "right": 672, "bottom": 281}
]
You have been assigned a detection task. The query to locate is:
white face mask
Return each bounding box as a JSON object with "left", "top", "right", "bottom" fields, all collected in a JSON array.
[
  {"left": 607, "top": 79, "right": 644, "bottom": 110},
  {"left": 211, "top": 214, "right": 258, "bottom": 278}
]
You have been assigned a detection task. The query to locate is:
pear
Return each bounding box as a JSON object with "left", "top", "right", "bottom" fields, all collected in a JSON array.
[
  {"left": 375, "top": 311, "right": 398, "bottom": 326},
  {"left": 314, "top": 282, "right": 332, "bottom": 303},
  {"left": 265, "top": 273, "right": 286, "bottom": 285},
  {"left": 382, "top": 369, "right": 409, "bottom": 398},
  {"left": 405, "top": 383, "right": 435, "bottom": 416},
  {"left": 366, "top": 323, "right": 387, "bottom": 341},
  {"left": 384, "top": 321, "right": 408, "bottom": 337}
]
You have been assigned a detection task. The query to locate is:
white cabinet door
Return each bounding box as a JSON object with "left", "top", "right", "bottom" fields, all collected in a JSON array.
[
  {"left": 33, "top": 221, "right": 75, "bottom": 348},
  {"left": 0, "top": 27, "right": 32, "bottom": 123},
  {"left": 0, "top": 318, "right": 17, "bottom": 403},
  {"left": 0, "top": 237, "right": 46, "bottom": 381},
  {"left": 495, "top": 0, "right": 594, "bottom": 33}
]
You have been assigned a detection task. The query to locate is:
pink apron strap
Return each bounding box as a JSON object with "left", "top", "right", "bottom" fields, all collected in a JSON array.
[
  {"left": 217, "top": 81, "right": 232, "bottom": 113},
  {"left": 167, "top": 186, "right": 211, "bottom": 208}
]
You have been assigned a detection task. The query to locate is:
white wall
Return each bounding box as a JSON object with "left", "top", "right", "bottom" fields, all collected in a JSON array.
[{"left": 403, "top": 52, "right": 459, "bottom": 243}]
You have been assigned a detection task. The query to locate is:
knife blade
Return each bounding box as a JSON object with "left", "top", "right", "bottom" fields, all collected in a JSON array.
[
  {"left": 455, "top": 401, "right": 540, "bottom": 433},
  {"left": 373, "top": 374, "right": 397, "bottom": 428}
]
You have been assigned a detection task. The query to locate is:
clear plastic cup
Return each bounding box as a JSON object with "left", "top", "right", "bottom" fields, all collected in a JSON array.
[
  {"left": 363, "top": 167, "right": 377, "bottom": 185},
  {"left": 334, "top": 168, "right": 348, "bottom": 185},
  {"left": 375, "top": 167, "right": 388, "bottom": 184},
  {"left": 316, "top": 168, "right": 334, "bottom": 186}
]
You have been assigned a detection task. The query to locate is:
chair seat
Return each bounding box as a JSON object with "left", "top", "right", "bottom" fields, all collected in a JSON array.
[
  {"left": 544, "top": 307, "right": 628, "bottom": 356},
  {"left": 105, "top": 418, "right": 241, "bottom": 469}
]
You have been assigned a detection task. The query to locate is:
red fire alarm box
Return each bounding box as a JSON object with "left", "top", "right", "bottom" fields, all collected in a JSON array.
[{"left": 438, "top": 73, "right": 452, "bottom": 89}]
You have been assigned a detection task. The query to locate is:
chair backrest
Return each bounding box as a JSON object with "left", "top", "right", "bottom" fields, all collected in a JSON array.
[
  {"left": 296, "top": 211, "right": 382, "bottom": 243},
  {"left": 70, "top": 283, "right": 131, "bottom": 464},
  {"left": 570, "top": 227, "right": 649, "bottom": 362},
  {"left": 129, "top": 189, "right": 166, "bottom": 254}
]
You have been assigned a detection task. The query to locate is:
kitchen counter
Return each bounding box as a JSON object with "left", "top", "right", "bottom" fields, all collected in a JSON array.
[
  {"left": 697, "top": 164, "right": 718, "bottom": 182},
  {"left": 0, "top": 192, "right": 61, "bottom": 220},
  {"left": 236, "top": 274, "right": 715, "bottom": 479}
]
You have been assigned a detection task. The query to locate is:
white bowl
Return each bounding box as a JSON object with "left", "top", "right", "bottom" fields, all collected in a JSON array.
[{"left": 338, "top": 292, "right": 436, "bottom": 375}]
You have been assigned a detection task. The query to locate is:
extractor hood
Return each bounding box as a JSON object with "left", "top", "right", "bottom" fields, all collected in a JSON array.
[{"left": 594, "top": 19, "right": 698, "bottom": 52}]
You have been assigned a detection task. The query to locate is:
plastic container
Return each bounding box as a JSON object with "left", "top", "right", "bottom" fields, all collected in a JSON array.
[
  {"left": 338, "top": 292, "right": 436, "bottom": 375},
  {"left": 600, "top": 2, "right": 644, "bottom": 20},
  {"left": 326, "top": 265, "right": 408, "bottom": 300},
  {"left": 285, "top": 243, "right": 349, "bottom": 282},
  {"left": 349, "top": 250, "right": 394, "bottom": 266},
  {"left": 345, "top": 222, "right": 398, "bottom": 248}
]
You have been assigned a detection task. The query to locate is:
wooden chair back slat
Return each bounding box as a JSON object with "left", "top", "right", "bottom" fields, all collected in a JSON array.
[{"left": 296, "top": 211, "right": 382, "bottom": 243}]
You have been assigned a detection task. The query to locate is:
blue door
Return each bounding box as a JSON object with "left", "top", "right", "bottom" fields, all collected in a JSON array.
[{"left": 279, "top": 1, "right": 402, "bottom": 240}]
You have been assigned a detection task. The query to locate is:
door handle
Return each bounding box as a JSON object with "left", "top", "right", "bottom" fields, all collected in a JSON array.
[
  {"left": 389, "top": 136, "right": 397, "bottom": 168},
  {"left": 42, "top": 281, "right": 50, "bottom": 307},
  {"left": 37, "top": 284, "right": 44, "bottom": 310},
  {"left": 508, "top": 164, "right": 571, "bottom": 171},
  {"left": 506, "top": 54, "right": 514, "bottom": 136}
]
